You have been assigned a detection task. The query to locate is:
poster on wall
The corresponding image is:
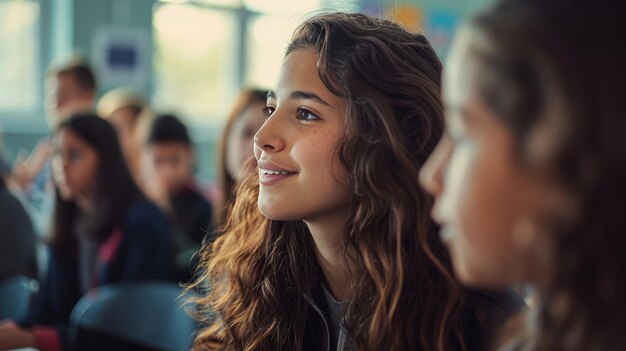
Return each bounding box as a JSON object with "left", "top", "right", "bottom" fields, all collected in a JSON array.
[{"left": 92, "top": 26, "right": 150, "bottom": 91}]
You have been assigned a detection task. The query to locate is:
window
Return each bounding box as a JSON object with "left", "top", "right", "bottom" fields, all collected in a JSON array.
[
  {"left": 153, "top": 3, "right": 238, "bottom": 124},
  {"left": 244, "top": 14, "right": 304, "bottom": 88},
  {"left": 152, "top": 0, "right": 356, "bottom": 128},
  {"left": 0, "top": 0, "right": 40, "bottom": 112},
  {"left": 243, "top": 0, "right": 320, "bottom": 16}
]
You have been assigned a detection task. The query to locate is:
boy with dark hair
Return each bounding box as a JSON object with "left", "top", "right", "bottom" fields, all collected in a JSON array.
[{"left": 144, "top": 114, "right": 214, "bottom": 283}]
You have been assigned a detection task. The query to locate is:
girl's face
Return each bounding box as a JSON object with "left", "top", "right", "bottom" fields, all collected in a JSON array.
[
  {"left": 226, "top": 101, "right": 266, "bottom": 180},
  {"left": 53, "top": 128, "right": 99, "bottom": 201},
  {"left": 145, "top": 142, "right": 193, "bottom": 194},
  {"left": 254, "top": 48, "right": 351, "bottom": 224},
  {"left": 420, "top": 32, "right": 545, "bottom": 288}
]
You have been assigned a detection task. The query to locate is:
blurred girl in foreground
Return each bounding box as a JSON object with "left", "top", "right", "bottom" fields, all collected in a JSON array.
[{"left": 421, "top": 0, "right": 626, "bottom": 349}]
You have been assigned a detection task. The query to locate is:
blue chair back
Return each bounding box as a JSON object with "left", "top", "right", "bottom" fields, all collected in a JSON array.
[
  {"left": 0, "top": 275, "right": 36, "bottom": 320},
  {"left": 69, "top": 282, "right": 198, "bottom": 351}
]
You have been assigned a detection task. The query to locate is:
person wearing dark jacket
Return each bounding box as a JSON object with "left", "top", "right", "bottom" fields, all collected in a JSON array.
[
  {"left": 0, "top": 114, "right": 172, "bottom": 351},
  {"left": 0, "top": 156, "right": 37, "bottom": 280},
  {"left": 143, "top": 114, "right": 214, "bottom": 283}
]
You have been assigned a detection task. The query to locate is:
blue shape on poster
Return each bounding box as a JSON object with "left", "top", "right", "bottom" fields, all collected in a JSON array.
[{"left": 107, "top": 45, "right": 137, "bottom": 70}]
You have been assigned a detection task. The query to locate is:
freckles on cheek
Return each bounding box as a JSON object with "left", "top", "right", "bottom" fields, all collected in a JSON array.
[{"left": 293, "top": 134, "right": 337, "bottom": 168}]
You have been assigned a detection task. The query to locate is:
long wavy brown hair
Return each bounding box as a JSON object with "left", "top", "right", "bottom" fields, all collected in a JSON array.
[
  {"left": 190, "top": 12, "right": 489, "bottom": 350},
  {"left": 466, "top": 0, "right": 626, "bottom": 349}
]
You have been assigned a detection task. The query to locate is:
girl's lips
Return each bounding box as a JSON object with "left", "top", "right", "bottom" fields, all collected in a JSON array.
[
  {"left": 258, "top": 171, "right": 297, "bottom": 186},
  {"left": 257, "top": 159, "right": 298, "bottom": 185},
  {"left": 259, "top": 168, "right": 297, "bottom": 185},
  {"left": 257, "top": 159, "right": 294, "bottom": 173}
]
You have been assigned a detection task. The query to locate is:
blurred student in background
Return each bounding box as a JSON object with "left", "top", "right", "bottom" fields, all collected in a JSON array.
[
  {"left": 13, "top": 59, "right": 98, "bottom": 189},
  {"left": 9, "top": 59, "right": 98, "bottom": 237},
  {"left": 420, "top": 0, "right": 626, "bottom": 349},
  {"left": 45, "top": 60, "right": 97, "bottom": 127},
  {"left": 217, "top": 88, "right": 268, "bottom": 224},
  {"left": 97, "top": 87, "right": 149, "bottom": 183},
  {"left": 0, "top": 114, "right": 172, "bottom": 351},
  {"left": 143, "top": 114, "right": 213, "bottom": 283},
  {"left": 190, "top": 12, "right": 522, "bottom": 350}
]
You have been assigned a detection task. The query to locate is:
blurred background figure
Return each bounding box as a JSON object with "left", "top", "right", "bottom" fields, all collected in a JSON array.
[
  {"left": 217, "top": 88, "right": 267, "bottom": 224},
  {"left": 0, "top": 114, "right": 172, "bottom": 350},
  {"left": 97, "top": 87, "right": 149, "bottom": 182},
  {"left": 0, "top": 136, "right": 37, "bottom": 281},
  {"left": 44, "top": 59, "right": 97, "bottom": 128},
  {"left": 143, "top": 114, "right": 214, "bottom": 283},
  {"left": 9, "top": 59, "right": 98, "bottom": 236}
]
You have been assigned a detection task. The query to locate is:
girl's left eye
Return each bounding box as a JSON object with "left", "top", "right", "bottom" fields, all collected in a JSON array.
[
  {"left": 296, "top": 108, "right": 320, "bottom": 121},
  {"left": 262, "top": 106, "right": 275, "bottom": 118}
]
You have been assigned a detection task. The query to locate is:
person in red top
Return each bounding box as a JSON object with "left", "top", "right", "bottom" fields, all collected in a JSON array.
[{"left": 0, "top": 114, "right": 172, "bottom": 351}]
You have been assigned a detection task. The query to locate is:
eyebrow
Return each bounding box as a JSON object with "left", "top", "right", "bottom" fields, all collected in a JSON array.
[
  {"left": 266, "top": 90, "right": 332, "bottom": 109},
  {"left": 290, "top": 91, "right": 332, "bottom": 108}
]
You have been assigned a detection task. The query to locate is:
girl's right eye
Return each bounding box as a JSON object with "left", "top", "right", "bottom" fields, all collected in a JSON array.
[{"left": 262, "top": 106, "right": 275, "bottom": 118}]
